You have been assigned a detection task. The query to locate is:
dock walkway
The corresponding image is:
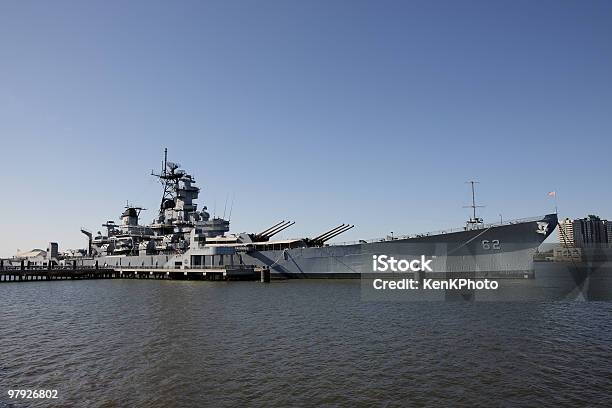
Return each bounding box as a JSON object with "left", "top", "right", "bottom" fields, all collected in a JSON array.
[{"left": 0, "top": 260, "right": 270, "bottom": 283}]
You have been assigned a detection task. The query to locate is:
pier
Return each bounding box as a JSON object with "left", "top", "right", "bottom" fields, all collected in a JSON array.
[{"left": 0, "top": 259, "right": 269, "bottom": 283}]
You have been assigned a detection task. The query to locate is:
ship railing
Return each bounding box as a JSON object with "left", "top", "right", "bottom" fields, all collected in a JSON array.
[{"left": 327, "top": 214, "right": 550, "bottom": 247}]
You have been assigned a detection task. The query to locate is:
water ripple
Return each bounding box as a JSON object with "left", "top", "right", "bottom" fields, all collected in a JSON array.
[{"left": 0, "top": 280, "right": 611, "bottom": 407}]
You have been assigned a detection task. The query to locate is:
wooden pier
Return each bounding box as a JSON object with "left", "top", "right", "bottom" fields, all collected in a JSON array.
[{"left": 0, "top": 259, "right": 269, "bottom": 283}]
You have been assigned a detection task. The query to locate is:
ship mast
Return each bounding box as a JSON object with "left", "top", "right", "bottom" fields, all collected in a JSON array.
[
  {"left": 159, "top": 148, "right": 169, "bottom": 213},
  {"left": 151, "top": 148, "right": 182, "bottom": 217},
  {"left": 464, "top": 180, "right": 484, "bottom": 225}
]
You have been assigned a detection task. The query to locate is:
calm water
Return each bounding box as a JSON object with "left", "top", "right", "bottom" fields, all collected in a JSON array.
[{"left": 0, "top": 279, "right": 611, "bottom": 407}]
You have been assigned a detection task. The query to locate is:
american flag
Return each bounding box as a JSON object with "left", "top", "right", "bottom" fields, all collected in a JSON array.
[{"left": 548, "top": 191, "right": 556, "bottom": 197}]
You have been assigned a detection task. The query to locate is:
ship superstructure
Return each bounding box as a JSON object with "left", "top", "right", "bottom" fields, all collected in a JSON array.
[{"left": 87, "top": 149, "right": 230, "bottom": 258}]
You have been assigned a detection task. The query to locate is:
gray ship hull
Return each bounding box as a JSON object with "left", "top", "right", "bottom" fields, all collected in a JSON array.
[{"left": 246, "top": 214, "right": 557, "bottom": 278}]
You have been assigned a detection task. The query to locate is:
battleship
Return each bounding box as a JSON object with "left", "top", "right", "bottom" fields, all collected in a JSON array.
[{"left": 44, "top": 149, "right": 557, "bottom": 279}]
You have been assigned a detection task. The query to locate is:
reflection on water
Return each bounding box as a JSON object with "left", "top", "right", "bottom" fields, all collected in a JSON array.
[{"left": 0, "top": 279, "right": 611, "bottom": 407}]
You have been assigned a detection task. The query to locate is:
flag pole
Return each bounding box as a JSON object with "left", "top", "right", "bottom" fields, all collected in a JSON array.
[{"left": 548, "top": 191, "right": 558, "bottom": 214}]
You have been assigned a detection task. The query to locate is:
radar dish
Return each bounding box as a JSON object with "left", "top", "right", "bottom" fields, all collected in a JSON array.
[{"left": 166, "top": 162, "right": 180, "bottom": 171}]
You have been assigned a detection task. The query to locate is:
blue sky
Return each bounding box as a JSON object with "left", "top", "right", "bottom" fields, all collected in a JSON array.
[{"left": 1, "top": 0, "right": 611, "bottom": 256}]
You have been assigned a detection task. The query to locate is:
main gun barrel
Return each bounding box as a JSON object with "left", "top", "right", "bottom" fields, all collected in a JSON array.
[
  {"left": 312, "top": 224, "right": 347, "bottom": 242},
  {"left": 256, "top": 221, "right": 286, "bottom": 237},
  {"left": 320, "top": 224, "right": 354, "bottom": 242},
  {"left": 263, "top": 221, "right": 295, "bottom": 239}
]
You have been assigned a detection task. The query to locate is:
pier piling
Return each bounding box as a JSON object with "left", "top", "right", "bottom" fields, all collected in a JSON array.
[{"left": 260, "top": 267, "right": 271, "bottom": 283}]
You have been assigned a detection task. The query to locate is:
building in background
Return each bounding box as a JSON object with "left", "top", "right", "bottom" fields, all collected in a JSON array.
[
  {"left": 13, "top": 248, "right": 46, "bottom": 259},
  {"left": 553, "top": 246, "right": 582, "bottom": 261},
  {"left": 553, "top": 216, "right": 612, "bottom": 261},
  {"left": 572, "top": 215, "right": 608, "bottom": 248},
  {"left": 558, "top": 218, "right": 575, "bottom": 246}
]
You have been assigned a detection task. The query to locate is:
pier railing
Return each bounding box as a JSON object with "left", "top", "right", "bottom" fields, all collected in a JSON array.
[
  {"left": 0, "top": 265, "right": 101, "bottom": 271},
  {"left": 0, "top": 263, "right": 267, "bottom": 282},
  {"left": 0, "top": 264, "right": 255, "bottom": 272}
]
